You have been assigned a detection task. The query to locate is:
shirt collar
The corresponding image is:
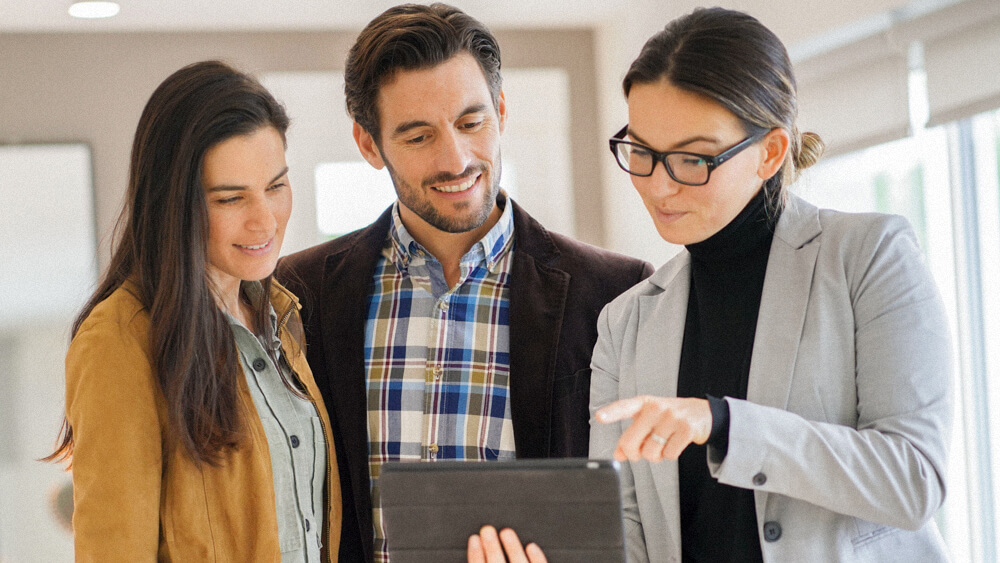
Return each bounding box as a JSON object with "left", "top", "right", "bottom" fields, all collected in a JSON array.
[
  {"left": 387, "top": 191, "right": 515, "bottom": 273},
  {"left": 222, "top": 280, "right": 281, "bottom": 350}
]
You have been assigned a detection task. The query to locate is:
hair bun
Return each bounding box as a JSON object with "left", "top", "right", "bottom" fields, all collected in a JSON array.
[{"left": 795, "top": 131, "right": 825, "bottom": 171}]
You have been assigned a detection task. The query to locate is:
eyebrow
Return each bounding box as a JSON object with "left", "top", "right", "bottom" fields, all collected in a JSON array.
[
  {"left": 627, "top": 128, "right": 721, "bottom": 151},
  {"left": 391, "top": 103, "right": 490, "bottom": 138},
  {"left": 206, "top": 166, "right": 289, "bottom": 193}
]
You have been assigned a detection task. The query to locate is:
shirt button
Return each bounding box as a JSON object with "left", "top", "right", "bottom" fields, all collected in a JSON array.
[
  {"left": 433, "top": 366, "right": 443, "bottom": 380},
  {"left": 752, "top": 472, "right": 767, "bottom": 486},
  {"left": 290, "top": 435, "right": 300, "bottom": 448},
  {"left": 438, "top": 300, "right": 448, "bottom": 311},
  {"left": 429, "top": 443, "right": 439, "bottom": 454},
  {"left": 305, "top": 519, "right": 311, "bottom": 532},
  {"left": 252, "top": 358, "right": 267, "bottom": 371},
  {"left": 763, "top": 521, "right": 782, "bottom": 542}
]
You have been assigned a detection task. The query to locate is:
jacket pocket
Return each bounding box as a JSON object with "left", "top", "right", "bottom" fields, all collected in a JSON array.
[{"left": 851, "top": 517, "right": 897, "bottom": 547}]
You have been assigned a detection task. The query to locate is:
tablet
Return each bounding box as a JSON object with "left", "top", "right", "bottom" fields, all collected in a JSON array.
[{"left": 379, "top": 458, "right": 626, "bottom": 562}]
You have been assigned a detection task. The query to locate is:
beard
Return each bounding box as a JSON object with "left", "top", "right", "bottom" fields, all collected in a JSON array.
[{"left": 384, "top": 157, "right": 502, "bottom": 234}]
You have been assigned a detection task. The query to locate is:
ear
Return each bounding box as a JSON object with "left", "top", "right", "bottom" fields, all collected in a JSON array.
[
  {"left": 496, "top": 89, "right": 507, "bottom": 134},
  {"left": 353, "top": 122, "right": 385, "bottom": 170},
  {"left": 757, "top": 128, "right": 790, "bottom": 182}
]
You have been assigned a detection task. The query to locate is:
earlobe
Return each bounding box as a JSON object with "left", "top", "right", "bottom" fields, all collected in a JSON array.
[
  {"left": 353, "top": 122, "right": 385, "bottom": 169},
  {"left": 497, "top": 90, "right": 507, "bottom": 134},
  {"left": 757, "top": 128, "right": 790, "bottom": 181}
]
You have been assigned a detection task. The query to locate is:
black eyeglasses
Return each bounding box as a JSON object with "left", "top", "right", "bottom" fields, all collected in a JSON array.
[{"left": 609, "top": 125, "right": 766, "bottom": 186}]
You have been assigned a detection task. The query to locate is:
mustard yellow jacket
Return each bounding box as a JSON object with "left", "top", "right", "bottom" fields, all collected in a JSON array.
[{"left": 64, "top": 280, "right": 341, "bottom": 562}]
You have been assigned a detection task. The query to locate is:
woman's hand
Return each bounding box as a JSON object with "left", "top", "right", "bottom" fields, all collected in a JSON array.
[
  {"left": 467, "top": 525, "right": 548, "bottom": 563},
  {"left": 595, "top": 396, "right": 713, "bottom": 462}
]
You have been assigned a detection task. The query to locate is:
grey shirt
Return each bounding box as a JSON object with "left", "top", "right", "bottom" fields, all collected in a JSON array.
[{"left": 227, "top": 282, "right": 326, "bottom": 562}]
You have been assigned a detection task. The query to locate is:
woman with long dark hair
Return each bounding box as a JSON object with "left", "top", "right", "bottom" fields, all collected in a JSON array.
[
  {"left": 46, "top": 60, "right": 341, "bottom": 561},
  {"left": 588, "top": 8, "right": 951, "bottom": 562}
]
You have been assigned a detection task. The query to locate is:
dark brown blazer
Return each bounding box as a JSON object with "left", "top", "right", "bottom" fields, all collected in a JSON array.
[{"left": 277, "top": 200, "right": 653, "bottom": 562}]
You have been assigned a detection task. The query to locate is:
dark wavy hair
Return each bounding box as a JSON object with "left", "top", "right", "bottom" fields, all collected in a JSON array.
[
  {"left": 45, "top": 60, "right": 290, "bottom": 466},
  {"left": 344, "top": 2, "right": 502, "bottom": 143},
  {"left": 624, "top": 7, "right": 825, "bottom": 214}
]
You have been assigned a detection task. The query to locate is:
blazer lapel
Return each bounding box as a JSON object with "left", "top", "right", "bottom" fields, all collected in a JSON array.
[
  {"left": 635, "top": 252, "right": 690, "bottom": 399},
  {"left": 508, "top": 202, "right": 570, "bottom": 457},
  {"left": 747, "top": 195, "right": 822, "bottom": 410},
  {"left": 637, "top": 252, "right": 690, "bottom": 560}
]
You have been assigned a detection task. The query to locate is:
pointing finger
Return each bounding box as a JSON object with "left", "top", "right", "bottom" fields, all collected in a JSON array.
[{"left": 595, "top": 396, "right": 646, "bottom": 423}]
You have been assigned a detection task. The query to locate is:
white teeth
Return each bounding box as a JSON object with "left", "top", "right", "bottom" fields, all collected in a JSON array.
[
  {"left": 238, "top": 242, "right": 269, "bottom": 250},
  {"left": 433, "top": 177, "right": 476, "bottom": 193}
]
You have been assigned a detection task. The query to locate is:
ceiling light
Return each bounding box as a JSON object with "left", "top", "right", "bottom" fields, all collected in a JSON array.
[{"left": 68, "top": 2, "right": 121, "bottom": 19}]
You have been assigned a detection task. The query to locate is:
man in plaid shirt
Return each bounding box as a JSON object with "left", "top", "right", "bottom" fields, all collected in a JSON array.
[{"left": 278, "top": 4, "right": 653, "bottom": 561}]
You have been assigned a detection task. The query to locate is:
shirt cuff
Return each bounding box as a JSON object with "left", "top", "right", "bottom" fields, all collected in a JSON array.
[{"left": 705, "top": 394, "right": 730, "bottom": 463}]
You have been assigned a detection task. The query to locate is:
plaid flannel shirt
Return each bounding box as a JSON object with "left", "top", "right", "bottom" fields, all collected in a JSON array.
[{"left": 365, "top": 200, "right": 516, "bottom": 562}]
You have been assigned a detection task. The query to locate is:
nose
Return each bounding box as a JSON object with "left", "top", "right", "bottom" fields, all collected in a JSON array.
[
  {"left": 434, "top": 128, "right": 473, "bottom": 176},
  {"left": 245, "top": 196, "right": 277, "bottom": 234},
  {"left": 641, "top": 158, "right": 683, "bottom": 197}
]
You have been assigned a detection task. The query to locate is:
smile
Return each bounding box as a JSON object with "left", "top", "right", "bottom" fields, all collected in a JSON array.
[
  {"left": 235, "top": 239, "right": 271, "bottom": 251},
  {"left": 431, "top": 175, "right": 477, "bottom": 193}
]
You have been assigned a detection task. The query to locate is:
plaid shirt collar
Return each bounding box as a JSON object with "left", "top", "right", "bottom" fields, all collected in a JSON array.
[{"left": 387, "top": 192, "right": 515, "bottom": 274}]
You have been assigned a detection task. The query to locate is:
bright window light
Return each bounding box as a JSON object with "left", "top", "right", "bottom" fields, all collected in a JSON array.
[
  {"left": 315, "top": 162, "right": 397, "bottom": 238},
  {"left": 68, "top": 1, "right": 120, "bottom": 19}
]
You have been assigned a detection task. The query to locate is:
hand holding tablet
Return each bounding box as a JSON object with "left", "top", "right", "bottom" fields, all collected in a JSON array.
[{"left": 467, "top": 525, "right": 548, "bottom": 563}]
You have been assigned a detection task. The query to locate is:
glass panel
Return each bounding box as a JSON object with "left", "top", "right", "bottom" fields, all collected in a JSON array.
[{"left": 797, "top": 120, "right": 1000, "bottom": 561}]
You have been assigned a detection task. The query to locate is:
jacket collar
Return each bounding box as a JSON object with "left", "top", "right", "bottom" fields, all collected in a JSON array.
[
  {"left": 509, "top": 199, "right": 561, "bottom": 264},
  {"left": 268, "top": 279, "right": 301, "bottom": 328},
  {"left": 772, "top": 193, "right": 822, "bottom": 251}
]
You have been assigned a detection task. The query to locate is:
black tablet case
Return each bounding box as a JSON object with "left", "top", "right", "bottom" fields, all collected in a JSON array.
[{"left": 379, "top": 458, "right": 626, "bottom": 562}]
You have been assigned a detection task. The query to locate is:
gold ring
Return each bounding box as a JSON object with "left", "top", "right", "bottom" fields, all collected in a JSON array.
[{"left": 649, "top": 433, "right": 667, "bottom": 446}]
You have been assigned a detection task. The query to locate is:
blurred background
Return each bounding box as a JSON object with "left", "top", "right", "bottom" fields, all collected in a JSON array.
[{"left": 1, "top": 0, "right": 999, "bottom": 560}]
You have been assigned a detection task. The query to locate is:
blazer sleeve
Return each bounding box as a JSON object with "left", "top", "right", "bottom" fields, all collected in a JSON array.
[
  {"left": 708, "top": 215, "right": 952, "bottom": 531},
  {"left": 589, "top": 304, "right": 650, "bottom": 563},
  {"left": 66, "top": 316, "right": 163, "bottom": 561}
]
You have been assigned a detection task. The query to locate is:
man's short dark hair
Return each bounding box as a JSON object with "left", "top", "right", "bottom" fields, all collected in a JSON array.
[{"left": 344, "top": 3, "right": 502, "bottom": 143}]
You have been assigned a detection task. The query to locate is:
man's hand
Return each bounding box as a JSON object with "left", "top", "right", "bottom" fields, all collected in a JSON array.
[
  {"left": 467, "top": 525, "right": 548, "bottom": 563},
  {"left": 595, "top": 395, "right": 713, "bottom": 462}
]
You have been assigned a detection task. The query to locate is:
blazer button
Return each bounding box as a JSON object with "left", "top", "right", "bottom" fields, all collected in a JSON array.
[
  {"left": 752, "top": 472, "right": 767, "bottom": 486},
  {"left": 290, "top": 435, "right": 300, "bottom": 448},
  {"left": 252, "top": 358, "right": 267, "bottom": 371},
  {"left": 763, "top": 521, "right": 782, "bottom": 542}
]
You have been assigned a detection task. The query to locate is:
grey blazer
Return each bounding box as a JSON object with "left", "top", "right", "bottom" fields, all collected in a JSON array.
[{"left": 590, "top": 195, "right": 952, "bottom": 562}]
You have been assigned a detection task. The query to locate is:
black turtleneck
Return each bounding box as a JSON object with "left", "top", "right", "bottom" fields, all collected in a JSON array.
[{"left": 676, "top": 188, "right": 777, "bottom": 563}]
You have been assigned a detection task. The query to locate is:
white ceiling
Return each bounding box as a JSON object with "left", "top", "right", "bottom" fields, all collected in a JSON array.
[{"left": 0, "top": 0, "right": 929, "bottom": 48}]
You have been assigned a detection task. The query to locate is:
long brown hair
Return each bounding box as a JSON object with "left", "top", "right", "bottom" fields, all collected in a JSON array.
[
  {"left": 45, "top": 60, "right": 290, "bottom": 466},
  {"left": 623, "top": 7, "right": 825, "bottom": 215}
]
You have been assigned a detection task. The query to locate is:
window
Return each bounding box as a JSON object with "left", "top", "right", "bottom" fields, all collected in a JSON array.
[{"left": 798, "top": 106, "right": 1000, "bottom": 563}]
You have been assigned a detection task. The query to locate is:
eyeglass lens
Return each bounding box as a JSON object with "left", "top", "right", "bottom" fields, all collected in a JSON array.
[{"left": 614, "top": 143, "right": 710, "bottom": 184}]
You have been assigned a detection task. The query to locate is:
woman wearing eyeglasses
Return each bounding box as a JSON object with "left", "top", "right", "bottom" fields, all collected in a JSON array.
[{"left": 587, "top": 7, "right": 952, "bottom": 562}]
